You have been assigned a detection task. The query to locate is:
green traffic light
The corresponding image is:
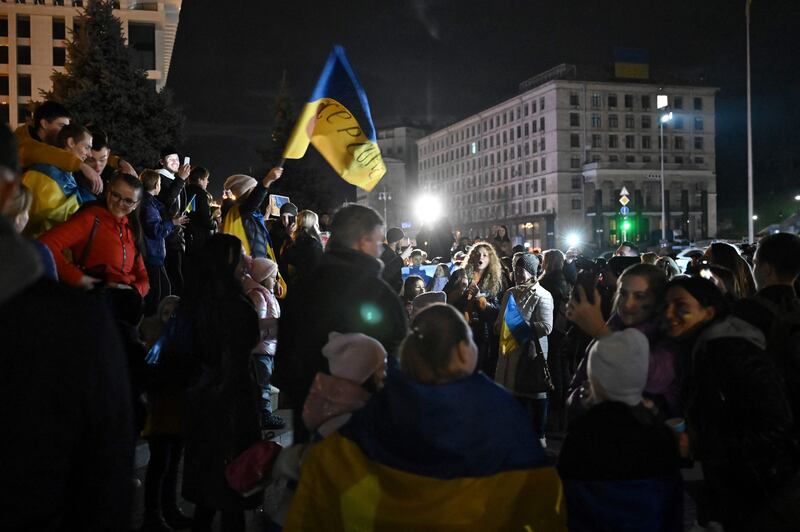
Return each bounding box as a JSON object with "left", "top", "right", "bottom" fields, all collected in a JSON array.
[{"left": 622, "top": 220, "right": 632, "bottom": 231}]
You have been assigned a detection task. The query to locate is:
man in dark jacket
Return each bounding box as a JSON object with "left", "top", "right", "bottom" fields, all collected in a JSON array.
[
  {"left": 273, "top": 205, "right": 408, "bottom": 443},
  {"left": 380, "top": 226, "right": 406, "bottom": 292},
  {"left": 157, "top": 146, "right": 190, "bottom": 296},
  {"left": 0, "top": 125, "right": 134, "bottom": 532}
]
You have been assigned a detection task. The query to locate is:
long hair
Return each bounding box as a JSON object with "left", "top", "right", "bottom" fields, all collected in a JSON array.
[
  {"left": 292, "top": 209, "right": 322, "bottom": 242},
  {"left": 612, "top": 263, "right": 667, "bottom": 318},
  {"left": 705, "top": 242, "right": 756, "bottom": 298},
  {"left": 465, "top": 242, "right": 503, "bottom": 297},
  {"left": 400, "top": 303, "right": 472, "bottom": 384},
  {"left": 541, "top": 248, "right": 565, "bottom": 277}
]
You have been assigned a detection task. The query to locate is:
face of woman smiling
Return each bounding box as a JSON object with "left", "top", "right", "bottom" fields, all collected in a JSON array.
[
  {"left": 664, "top": 286, "right": 716, "bottom": 338},
  {"left": 614, "top": 275, "right": 657, "bottom": 327}
]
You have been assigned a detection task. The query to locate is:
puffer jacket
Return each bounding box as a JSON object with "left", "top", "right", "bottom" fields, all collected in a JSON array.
[{"left": 140, "top": 192, "right": 175, "bottom": 267}]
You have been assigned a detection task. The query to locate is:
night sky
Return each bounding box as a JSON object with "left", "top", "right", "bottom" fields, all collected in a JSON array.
[{"left": 166, "top": 0, "right": 800, "bottom": 226}]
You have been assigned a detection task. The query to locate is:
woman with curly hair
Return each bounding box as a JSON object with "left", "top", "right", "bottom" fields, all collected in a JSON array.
[{"left": 463, "top": 242, "right": 506, "bottom": 377}]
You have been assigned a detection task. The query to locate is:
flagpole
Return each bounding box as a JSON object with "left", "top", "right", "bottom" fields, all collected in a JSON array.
[{"left": 746, "top": 0, "right": 754, "bottom": 242}]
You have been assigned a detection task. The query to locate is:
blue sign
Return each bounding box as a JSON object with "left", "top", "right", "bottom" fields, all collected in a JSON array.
[{"left": 620, "top": 206, "right": 630, "bottom": 215}]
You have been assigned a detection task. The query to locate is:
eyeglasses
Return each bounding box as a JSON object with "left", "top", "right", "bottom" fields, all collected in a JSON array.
[{"left": 109, "top": 190, "right": 139, "bottom": 207}]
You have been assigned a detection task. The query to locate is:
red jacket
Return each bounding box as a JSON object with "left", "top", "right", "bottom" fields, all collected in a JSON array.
[{"left": 39, "top": 205, "right": 150, "bottom": 297}]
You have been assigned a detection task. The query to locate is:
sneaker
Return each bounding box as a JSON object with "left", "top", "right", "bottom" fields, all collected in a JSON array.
[
  {"left": 539, "top": 437, "right": 547, "bottom": 448},
  {"left": 263, "top": 413, "right": 286, "bottom": 430}
]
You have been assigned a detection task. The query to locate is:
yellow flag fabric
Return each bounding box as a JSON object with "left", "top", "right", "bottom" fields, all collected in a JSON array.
[
  {"left": 22, "top": 169, "right": 81, "bottom": 239},
  {"left": 283, "top": 46, "right": 386, "bottom": 192},
  {"left": 285, "top": 432, "right": 567, "bottom": 532}
]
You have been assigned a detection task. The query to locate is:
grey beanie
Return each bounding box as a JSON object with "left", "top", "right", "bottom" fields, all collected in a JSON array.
[
  {"left": 513, "top": 252, "right": 539, "bottom": 276},
  {"left": 587, "top": 328, "right": 650, "bottom": 406}
]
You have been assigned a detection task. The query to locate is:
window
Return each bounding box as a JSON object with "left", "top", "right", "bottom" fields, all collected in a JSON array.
[
  {"left": 592, "top": 134, "right": 601, "bottom": 148},
  {"left": 129, "top": 22, "right": 157, "bottom": 70},
  {"left": 624, "top": 94, "right": 634, "bottom": 108},
  {"left": 675, "top": 156, "right": 684, "bottom": 164},
  {"left": 694, "top": 117, "right": 704, "bottom": 131},
  {"left": 591, "top": 114, "right": 601, "bottom": 127},
  {"left": 642, "top": 136, "right": 652, "bottom": 149},
  {"left": 532, "top": 100, "right": 537, "bottom": 113},
  {"left": 694, "top": 156, "right": 705, "bottom": 164},
  {"left": 0, "top": 16, "right": 7, "bottom": 37},
  {"left": 694, "top": 137, "right": 704, "bottom": 150},
  {"left": 591, "top": 93, "right": 601, "bottom": 108},
  {"left": 52, "top": 17, "right": 66, "bottom": 40},
  {"left": 625, "top": 115, "right": 635, "bottom": 128},
  {"left": 0, "top": 47, "right": 7, "bottom": 64},
  {"left": 642, "top": 115, "right": 652, "bottom": 129},
  {"left": 541, "top": 157, "right": 546, "bottom": 172},
  {"left": 572, "top": 197, "right": 582, "bottom": 210},
  {"left": 609, "top": 154, "right": 619, "bottom": 162},
  {"left": 72, "top": 0, "right": 84, "bottom": 6},
  {"left": 625, "top": 135, "right": 635, "bottom": 149},
  {"left": 674, "top": 136, "right": 684, "bottom": 150},
  {"left": 542, "top": 198, "right": 547, "bottom": 210},
  {"left": 570, "top": 93, "right": 579, "bottom": 106},
  {"left": 17, "top": 74, "right": 31, "bottom": 96},
  {"left": 539, "top": 97, "right": 545, "bottom": 110},
  {"left": 570, "top": 134, "right": 580, "bottom": 148},
  {"left": 532, "top": 160, "right": 538, "bottom": 174},
  {"left": 673, "top": 116, "right": 684, "bottom": 129},
  {"left": 571, "top": 176, "right": 581, "bottom": 188},
  {"left": 608, "top": 114, "right": 618, "bottom": 128},
  {"left": 539, "top": 137, "right": 545, "bottom": 151},
  {"left": 17, "top": 46, "right": 31, "bottom": 65},
  {"left": 641, "top": 95, "right": 651, "bottom": 109},
  {"left": 693, "top": 97, "right": 703, "bottom": 110},
  {"left": 673, "top": 96, "right": 683, "bottom": 109},
  {"left": 642, "top": 155, "right": 652, "bottom": 163},
  {"left": 608, "top": 94, "right": 618, "bottom": 108},
  {"left": 0, "top": 103, "right": 8, "bottom": 124},
  {"left": 570, "top": 113, "right": 580, "bottom": 127},
  {"left": 53, "top": 47, "right": 66, "bottom": 66},
  {"left": 524, "top": 104, "right": 529, "bottom": 116},
  {"left": 0, "top": 75, "right": 8, "bottom": 95},
  {"left": 592, "top": 154, "right": 601, "bottom": 162},
  {"left": 625, "top": 155, "right": 635, "bottom": 163},
  {"left": 539, "top": 116, "right": 545, "bottom": 131},
  {"left": 534, "top": 199, "right": 539, "bottom": 212},
  {"left": 608, "top": 135, "right": 618, "bottom": 148},
  {"left": 17, "top": 16, "right": 31, "bottom": 38}
]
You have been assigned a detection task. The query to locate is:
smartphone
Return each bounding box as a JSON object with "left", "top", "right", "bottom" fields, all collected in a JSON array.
[{"left": 183, "top": 156, "right": 190, "bottom": 166}]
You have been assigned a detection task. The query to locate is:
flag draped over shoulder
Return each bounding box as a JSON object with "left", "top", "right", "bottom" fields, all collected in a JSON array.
[
  {"left": 285, "top": 368, "right": 566, "bottom": 531},
  {"left": 283, "top": 46, "right": 387, "bottom": 192},
  {"left": 500, "top": 293, "right": 532, "bottom": 357}
]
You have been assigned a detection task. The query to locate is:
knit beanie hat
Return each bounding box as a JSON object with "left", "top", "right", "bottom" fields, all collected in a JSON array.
[
  {"left": 250, "top": 257, "right": 278, "bottom": 284},
  {"left": 160, "top": 146, "right": 178, "bottom": 159},
  {"left": 513, "top": 252, "right": 539, "bottom": 277},
  {"left": 224, "top": 174, "right": 257, "bottom": 200},
  {"left": 386, "top": 227, "right": 405, "bottom": 244},
  {"left": 322, "top": 332, "right": 387, "bottom": 384},
  {"left": 587, "top": 328, "right": 650, "bottom": 406}
]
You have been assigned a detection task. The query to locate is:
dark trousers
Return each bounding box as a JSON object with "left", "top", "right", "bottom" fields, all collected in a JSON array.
[
  {"left": 253, "top": 354, "right": 275, "bottom": 415},
  {"left": 144, "top": 435, "right": 183, "bottom": 515},
  {"left": 165, "top": 247, "right": 184, "bottom": 297},
  {"left": 192, "top": 504, "right": 244, "bottom": 532},
  {"left": 518, "top": 396, "right": 549, "bottom": 440},
  {"left": 144, "top": 264, "right": 171, "bottom": 316}
]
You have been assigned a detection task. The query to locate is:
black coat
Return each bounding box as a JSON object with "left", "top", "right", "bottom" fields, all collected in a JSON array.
[
  {"left": 157, "top": 172, "right": 187, "bottom": 251},
  {"left": 280, "top": 231, "right": 323, "bottom": 289},
  {"left": 380, "top": 244, "right": 404, "bottom": 293},
  {"left": 183, "top": 183, "right": 216, "bottom": 257},
  {"left": 0, "top": 279, "right": 134, "bottom": 532},
  {"left": 273, "top": 248, "right": 408, "bottom": 442}
]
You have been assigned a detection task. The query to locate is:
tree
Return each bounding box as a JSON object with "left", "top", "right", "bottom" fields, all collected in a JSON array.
[{"left": 45, "top": 0, "right": 184, "bottom": 168}]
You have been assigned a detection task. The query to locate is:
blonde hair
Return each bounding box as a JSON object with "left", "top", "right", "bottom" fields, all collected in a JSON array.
[
  {"left": 292, "top": 209, "right": 321, "bottom": 241},
  {"left": 465, "top": 242, "right": 503, "bottom": 297}
]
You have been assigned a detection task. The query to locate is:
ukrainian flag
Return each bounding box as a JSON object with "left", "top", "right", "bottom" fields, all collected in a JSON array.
[
  {"left": 614, "top": 48, "right": 650, "bottom": 80},
  {"left": 500, "top": 293, "right": 532, "bottom": 357},
  {"left": 285, "top": 367, "right": 566, "bottom": 531},
  {"left": 283, "top": 46, "right": 387, "bottom": 192},
  {"left": 184, "top": 194, "right": 196, "bottom": 213}
]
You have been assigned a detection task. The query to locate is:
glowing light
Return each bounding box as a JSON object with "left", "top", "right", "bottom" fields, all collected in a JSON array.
[
  {"left": 565, "top": 233, "right": 580, "bottom": 249},
  {"left": 660, "top": 112, "right": 673, "bottom": 124},
  {"left": 413, "top": 194, "right": 443, "bottom": 223},
  {"left": 360, "top": 303, "right": 383, "bottom": 325}
]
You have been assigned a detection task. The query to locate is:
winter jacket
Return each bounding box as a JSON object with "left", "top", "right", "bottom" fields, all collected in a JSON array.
[
  {"left": 494, "top": 281, "right": 554, "bottom": 398},
  {"left": 273, "top": 247, "right": 407, "bottom": 443},
  {"left": 14, "top": 124, "right": 82, "bottom": 172},
  {"left": 156, "top": 169, "right": 187, "bottom": 251},
  {"left": 184, "top": 183, "right": 216, "bottom": 256},
  {"left": 380, "top": 244, "right": 404, "bottom": 292},
  {"left": 281, "top": 232, "right": 323, "bottom": 289},
  {"left": 22, "top": 164, "right": 95, "bottom": 238},
  {"left": 140, "top": 192, "right": 175, "bottom": 267},
  {"left": 239, "top": 182, "right": 273, "bottom": 259},
  {"left": 39, "top": 204, "right": 149, "bottom": 296}
]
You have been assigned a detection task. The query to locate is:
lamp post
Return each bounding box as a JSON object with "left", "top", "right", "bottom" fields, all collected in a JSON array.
[
  {"left": 378, "top": 186, "right": 391, "bottom": 227},
  {"left": 658, "top": 100, "right": 673, "bottom": 243}
]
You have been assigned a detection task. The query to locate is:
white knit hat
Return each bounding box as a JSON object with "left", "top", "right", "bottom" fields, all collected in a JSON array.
[
  {"left": 587, "top": 328, "right": 650, "bottom": 406},
  {"left": 322, "top": 332, "right": 387, "bottom": 384},
  {"left": 223, "top": 174, "right": 257, "bottom": 200}
]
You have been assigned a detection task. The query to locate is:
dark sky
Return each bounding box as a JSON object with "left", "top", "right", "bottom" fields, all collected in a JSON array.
[{"left": 167, "top": 0, "right": 800, "bottom": 215}]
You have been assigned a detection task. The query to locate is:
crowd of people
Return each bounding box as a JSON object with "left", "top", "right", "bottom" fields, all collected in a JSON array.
[{"left": 2, "top": 101, "right": 800, "bottom": 532}]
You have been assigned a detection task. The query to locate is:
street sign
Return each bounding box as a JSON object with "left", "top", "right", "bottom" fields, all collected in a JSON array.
[
  {"left": 619, "top": 186, "right": 630, "bottom": 197},
  {"left": 619, "top": 195, "right": 630, "bottom": 206},
  {"left": 620, "top": 206, "right": 630, "bottom": 215}
]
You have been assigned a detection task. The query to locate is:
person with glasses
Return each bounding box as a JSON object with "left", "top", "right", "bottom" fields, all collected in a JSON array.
[{"left": 39, "top": 171, "right": 150, "bottom": 297}]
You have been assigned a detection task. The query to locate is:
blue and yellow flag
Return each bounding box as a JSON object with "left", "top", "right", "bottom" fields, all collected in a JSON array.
[
  {"left": 184, "top": 194, "right": 196, "bottom": 214},
  {"left": 500, "top": 293, "right": 532, "bottom": 357},
  {"left": 283, "top": 46, "right": 386, "bottom": 192},
  {"left": 285, "top": 367, "right": 566, "bottom": 531},
  {"left": 614, "top": 48, "right": 650, "bottom": 80}
]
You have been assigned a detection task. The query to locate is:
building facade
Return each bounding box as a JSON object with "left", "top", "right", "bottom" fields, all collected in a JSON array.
[
  {"left": 0, "top": 0, "right": 182, "bottom": 128},
  {"left": 417, "top": 64, "right": 717, "bottom": 250},
  {"left": 357, "top": 126, "right": 426, "bottom": 230}
]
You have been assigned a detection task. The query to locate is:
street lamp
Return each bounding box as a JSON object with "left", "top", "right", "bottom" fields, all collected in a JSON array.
[
  {"left": 413, "top": 194, "right": 443, "bottom": 224},
  {"left": 377, "top": 186, "right": 391, "bottom": 227},
  {"left": 658, "top": 99, "right": 673, "bottom": 243}
]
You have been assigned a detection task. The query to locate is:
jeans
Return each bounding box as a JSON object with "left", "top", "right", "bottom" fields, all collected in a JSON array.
[{"left": 253, "top": 354, "right": 274, "bottom": 414}]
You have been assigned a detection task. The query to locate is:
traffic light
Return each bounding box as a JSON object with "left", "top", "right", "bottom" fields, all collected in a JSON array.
[{"left": 621, "top": 217, "right": 632, "bottom": 231}]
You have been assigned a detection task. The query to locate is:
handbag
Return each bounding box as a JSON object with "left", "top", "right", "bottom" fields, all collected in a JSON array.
[
  {"left": 514, "top": 332, "right": 554, "bottom": 395},
  {"left": 225, "top": 438, "right": 283, "bottom": 495}
]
